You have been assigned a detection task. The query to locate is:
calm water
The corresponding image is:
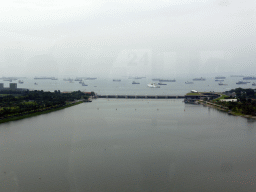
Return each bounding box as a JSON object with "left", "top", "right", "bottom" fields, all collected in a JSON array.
[
  {"left": 1, "top": 99, "right": 256, "bottom": 191},
  {"left": 2, "top": 76, "right": 255, "bottom": 95}
]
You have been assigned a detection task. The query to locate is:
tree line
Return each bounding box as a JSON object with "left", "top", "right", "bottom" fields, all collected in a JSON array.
[{"left": 0, "top": 90, "right": 94, "bottom": 118}]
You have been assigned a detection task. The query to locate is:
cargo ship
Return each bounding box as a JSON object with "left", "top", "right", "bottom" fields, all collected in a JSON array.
[
  {"left": 243, "top": 76, "right": 256, "bottom": 80},
  {"left": 236, "top": 81, "right": 247, "bottom": 84},
  {"left": 158, "top": 82, "right": 167, "bottom": 85},
  {"left": 193, "top": 77, "right": 206, "bottom": 81},
  {"left": 34, "top": 77, "right": 57, "bottom": 80},
  {"left": 159, "top": 79, "right": 176, "bottom": 82},
  {"left": 85, "top": 77, "right": 97, "bottom": 80},
  {"left": 132, "top": 81, "right": 140, "bottom": 84},
  {"left": 215, "top": 76, "right": 226, "bottom": 79}
]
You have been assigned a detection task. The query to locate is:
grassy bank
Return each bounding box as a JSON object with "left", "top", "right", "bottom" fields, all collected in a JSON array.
[{"left": 0, "top": 101, "right": 84, "bottom": 124}]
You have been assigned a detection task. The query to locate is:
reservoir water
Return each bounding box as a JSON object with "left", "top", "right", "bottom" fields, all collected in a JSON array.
[{"left": 1, "top": 99, "right": 256, "bottom": 191}]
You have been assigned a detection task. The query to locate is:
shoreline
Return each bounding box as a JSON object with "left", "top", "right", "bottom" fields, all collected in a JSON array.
[
  {"left": 199, "top": 100, "right": 256, "bottom": 119},
  {"left": 0, "top": 101, "right": 87, "bottom": 124}
]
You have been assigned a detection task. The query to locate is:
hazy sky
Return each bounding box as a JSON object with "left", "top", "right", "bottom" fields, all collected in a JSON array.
[{"left": 0, "top": 0, "right": 255, "bottom": 78}]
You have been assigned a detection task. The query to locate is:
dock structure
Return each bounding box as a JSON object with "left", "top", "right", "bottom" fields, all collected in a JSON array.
[{"left": 96, "top": 95, "right": 185, "bottom": 99}]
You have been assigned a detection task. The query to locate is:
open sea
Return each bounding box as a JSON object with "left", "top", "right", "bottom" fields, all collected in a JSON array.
[
  {"left": 2, "top": 76, "right": 255, "bottom": 95},
  {"left": 0, "top": 76, "right": 256, "bottom": 191}
]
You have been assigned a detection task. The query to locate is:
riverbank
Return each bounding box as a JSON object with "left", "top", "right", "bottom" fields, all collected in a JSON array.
[
  {"left": 199, "top": 100, "right": 256, "bottom": 119},
  {"left": 0, "top": 100, "right": 87, "bottom": 124}
]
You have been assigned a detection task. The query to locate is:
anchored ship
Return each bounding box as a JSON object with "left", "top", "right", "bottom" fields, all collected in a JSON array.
[
  {"left": 159, "top": 79, "right": 176, "bottom": 82},
  {"left": 236, "top": 81, "right": 247, "bottom": 84},
  {"left": 215, "top": 76, "right": 226, "bottom": 79},
  {"left": 193, "top": 77, "right": 206, "bottom": 81},
  {"left": 243, "top": 76, "right": 256, "bottom": 80}
]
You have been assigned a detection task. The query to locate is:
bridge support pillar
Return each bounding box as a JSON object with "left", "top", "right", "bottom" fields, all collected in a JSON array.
[
  {"left": 125, "top": 95, "right": 127, "bottom": 99},
  {"left": 155, "top": 95, "right": 158, "bottom": 99}
]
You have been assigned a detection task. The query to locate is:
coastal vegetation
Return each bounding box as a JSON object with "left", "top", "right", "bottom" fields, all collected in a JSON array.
[
  {"left": 0, "top": 90, "right": 94, "bottom": 123},
  {"left": 207, "top": 88, "right": 256, "bottom": 116}
]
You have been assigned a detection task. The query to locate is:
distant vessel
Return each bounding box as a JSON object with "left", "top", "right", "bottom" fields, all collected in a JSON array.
[
  {"left": 3, "top": 78, "right": 12, "bottom": 82},
  {"left": 158, "top": 82, "right": 167, "bottom": 85},
  {"left": 215, "top": 79, "right": 224, "bottom": 81},
  {"left": 81, "top": 82, "right": 88, "bottom": 86},
  {"left": 252, "top": 82, "right": 256, "bottom": 86},
  {"left": 218, "top": 82, "right": 227, "bottom": 85},
  {"left": 215, "top": 76, "right": 226, "bottom": 79},
  {"left": 85, "top": 77, "right": 97, "bottom": 80},
  {"left": 243, "top": 76, "right": 256, "bottom": 80},
  {"left": 236, "top": 81, "right": 247, "bottom": 84},
  {"left": 231, "top": 75, "right": 244, "bottom": 77},
  {"left": 113, "top": 79, "right": 121, "bottom": 82},
  {"left": 152, "top": 78, "right": 161, "bottom": 81},
  {"left": 34, "top": 77, "right": 57, "bottom": 80},
  {"left": 185, "top": 81, "right": 194, "bottom": 84},
  {"left": 34, "top": 82, "right": 38, "bottom": 85},
  {"left": 147, "top": 83, "right": 160, "bottom": 88},
  {"left": 18, "top": 80, "right": 24, "bottom": 84},
  {"left": 132, "top": 81, "right": 140, "bottom": 84},
  {"left": 159, "top": 79, "right": 176, "bottom": 82},
  {"left": 75, "top": 78, "right": 82, "bottom": 81},
  {"left": 193, "top": 77, "right": 206, "bottom": 81},
  {"left": 63, "top": 78, "right": 73, "bottom": 81}
]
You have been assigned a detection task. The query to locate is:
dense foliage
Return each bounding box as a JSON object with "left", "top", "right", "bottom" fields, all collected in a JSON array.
[
  {"left": 0, "top": 90, "right": 91, "bottom": 118},
  {"left": 214, "top": 88, "right": 256, "bottom": 115}
]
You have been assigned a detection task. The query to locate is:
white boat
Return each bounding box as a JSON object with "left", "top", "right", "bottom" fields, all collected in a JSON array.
[
  {"left": 147, "top": 83, "right": 160, "bottom": 88},
  {"left": 252, "top": 82, "right": 256, "bottom": 86},
  {"left": 185, "top": 81, "right": 193, "bottom": 84},
  {"left": 18, "top": 80, "right": 24, "bottom": 84}
]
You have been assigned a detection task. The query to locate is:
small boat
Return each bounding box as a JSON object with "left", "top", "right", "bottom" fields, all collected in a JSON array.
[
  {"left": 185, "top": 81, "right": 194, "bottom": 84},
  {"left": 82, "top": 82, "right": 88, "bottom": 86},
  {"left": 132, "top": 81, "right": 140, "bottom": 84},
  {"left": 113, "top": 79, "right": 121, "bottom": 82},
  {"left": 252, "top": 82, "right": 256, "bottom": 86},
  {"left": 147, "top": 83, "right": 160, "bottom": 88},
  {"left": 34, "top": 82, "right": 38, "bottom": 85},
  {"left": 18, "top": 80, "right": 24, "bottom": 84}
]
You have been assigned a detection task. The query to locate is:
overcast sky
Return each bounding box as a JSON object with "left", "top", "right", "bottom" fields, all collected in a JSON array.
[{"left": 0, "top": 0, "right": 255, "bottom": 78}]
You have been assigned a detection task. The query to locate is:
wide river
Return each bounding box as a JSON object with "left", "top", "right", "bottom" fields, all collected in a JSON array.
[{"left": 0, "top": 99, "right": 256, "bottom": 191}]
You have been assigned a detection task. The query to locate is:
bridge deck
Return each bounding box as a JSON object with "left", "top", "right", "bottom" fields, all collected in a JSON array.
[{"left": 96, "top": 95, "right": 186, "bottom": 99}]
